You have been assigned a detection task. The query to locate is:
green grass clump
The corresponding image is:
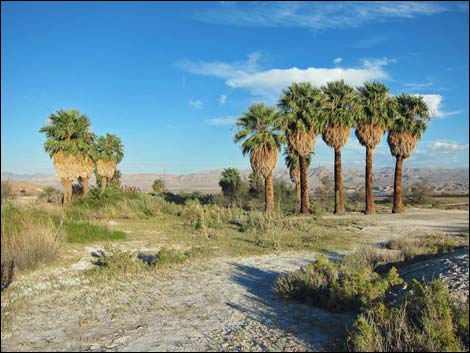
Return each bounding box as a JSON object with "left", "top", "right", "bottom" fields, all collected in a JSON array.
[
  {"left": 274, "top": 254, "right": 403, "bottom": 311},
  {"left": 64, "top": 222, "right": 126, "bottom": 243},
  {"left": 348, "top": 279, "right": 468, "bottom": 352}
]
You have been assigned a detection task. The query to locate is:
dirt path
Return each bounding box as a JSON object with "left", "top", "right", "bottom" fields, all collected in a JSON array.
[
  {"left": 324, "top": 208, "right": 469, "bottom": 244},
  {"left": 2, "top": 253, "right": 353, "bottom": 352},
  {"left": 2, "top": 208, "right": 468, "bottom": 352}
]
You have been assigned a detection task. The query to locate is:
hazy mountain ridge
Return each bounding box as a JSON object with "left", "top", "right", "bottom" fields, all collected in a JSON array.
[{"left": 2, "top": 168, "right": 468, "bottom": 194}]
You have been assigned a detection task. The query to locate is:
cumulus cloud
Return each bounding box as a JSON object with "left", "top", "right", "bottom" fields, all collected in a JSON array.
[
  {"left": 333, "top": 57, "right": 343, "bottom": 65},
  {"left": 192, "top": 2, "right": 462, "bottom": 30},
  {"left": 188, "top": 99, "right": 204, "bottom": 109},
  {"left": 206, "top": 116, "right": 235, "bottom": 126},
  {"left": 219, "top": 94, "right": 228, "bottom": 105},
  {"left": 179, "top": 53, "right": 393, "bottom": 100},
  {"left": 413, "top": 94, "right": 461, "bottom": 118}
]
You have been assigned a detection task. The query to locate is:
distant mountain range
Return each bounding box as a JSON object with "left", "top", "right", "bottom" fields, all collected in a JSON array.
[{"left": 2, "top": 168, "right": 468, "bottom": 194}]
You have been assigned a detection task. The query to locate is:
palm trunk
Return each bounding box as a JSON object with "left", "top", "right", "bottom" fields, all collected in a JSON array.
[
  {"left": 265, "top": 173, "right": 274, "bottom": 214},
  {"left": 365, "top": 146, "right": 376, "bottom": 214},
  {"left": 63, "top": 180, "right": 72, "bottom": 205},
  {"left": 295, "top": 179, "right": 301, "bottom": 202},
  {"left": 82, "top": 177, "right": 90, "bottom": 196},
  {"left": 392, "top": 156, "right": 405, "bottom": 213},
  {"left": 100, "top": 176, "right": 107, "bottom": 191},
  {"left": 299, "top": 155, "right": 310, "bottom": 214},
  {"left": 334, "top": 148, "right": 345, "bottom": 215}
]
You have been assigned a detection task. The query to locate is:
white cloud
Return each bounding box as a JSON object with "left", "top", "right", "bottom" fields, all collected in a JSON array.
[
  {"left": 188, "top": 99, "right": 204, "bottom": 109},
  {"left": 180, "top": 53, "right": 393, "bottom": 100},
  {"left": 207, "top": 116, "right": 235, "bottom": 126},
  {"left": 413, "top": 94, "right": 461, "bottom": 118},
  {"left": 219, "top": 94, "right": 228, "bottom": 105},
  {"left": 428, "top": 141, "right": 469, "bottom": 153},
  {"left": 192, "top": 2, "right": 461, "bottom": 30},
  {"left": 333, "top": 57, "right": 343, "bottom": 65}
]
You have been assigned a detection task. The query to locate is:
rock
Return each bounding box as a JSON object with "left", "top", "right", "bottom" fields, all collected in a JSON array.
[{"left": 71, "top": 259, "right": 94, "bottom": 271}]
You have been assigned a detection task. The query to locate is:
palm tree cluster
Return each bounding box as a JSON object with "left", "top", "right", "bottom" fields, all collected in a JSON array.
[
  {"left": 39, "top": 109, "right": 124, "bottom": 205},
  {"left": 234, "top": 80, "right": 431, "bottom": 215}
]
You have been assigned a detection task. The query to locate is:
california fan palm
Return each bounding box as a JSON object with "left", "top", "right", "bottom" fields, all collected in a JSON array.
[
  {"left": 94, "top": 133, "right": 124, "bottom": 191},
  {"left": 284, "top": 147, "right": 312, "bottom": 202},
  {"left": 39, "top": 109, "right": 93, "bottom": 205},
  {"left": 234, "top": 103, "right": 283, "bottom": 214},
  {"left": 356, "top": 81, "right": 396, "bottom": 214},
  {"left": 321, "top": 80, "right": 358, "bottom": 214},
  {"left": 388, "top": 94, "right": 430, "bottom": 213},
  {"left": 277, "top": 82, "right": 324, "bottom": 214}
]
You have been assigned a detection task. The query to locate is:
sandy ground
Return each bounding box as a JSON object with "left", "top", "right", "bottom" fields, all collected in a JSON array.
[{"left": 1, "top": 208, "right": 468, "bottom": 352}]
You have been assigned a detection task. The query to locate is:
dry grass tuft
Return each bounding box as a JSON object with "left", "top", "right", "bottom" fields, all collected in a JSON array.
[{"left": 1, "top": 203, "right": 64, "bottom": 271}]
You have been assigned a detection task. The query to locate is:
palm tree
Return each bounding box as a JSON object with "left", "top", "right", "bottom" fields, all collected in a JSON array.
[
  {"left": 284, "top": 147, "right": 312, "bottom": 202},
  {"left": 277, "top": 82, "right": 324, "bottom": 214},
  {"left": 234, "top": 103, "right": 283, "bottom": 214},
  {"left": 321, "top": 80, "right": 359, "bottom": 215},
  {"left": 39, "top": 109, "right": 93, "bottom": 205},
  {"left": 388, "top": 94, "right": 430, "bottom": 213},
  {"left": 94, "top": 133, "right": 124, "bottom": 191},
  {"left": 356, "top": 81, "right": 396, "bottom": 214}
]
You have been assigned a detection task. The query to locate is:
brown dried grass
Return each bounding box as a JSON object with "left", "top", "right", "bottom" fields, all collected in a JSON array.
[
  {"left": 250, "top": 144, "right": 278, "bottom": 178},
  {"left": 355, "top": 123, "right": 385, "bottom": 149},
  {"left": 322, "top": 124, "right": 351, "bottom": 149},
  {"left": 387, "top": 131, "right": 419, "bottom": 158},
  {"left": 53, "top": 151, "right": 82, "bottom": 182},
  {"left": 96, "top": 159, "right": 116, "bottom": 179},
  {"left": 287, "top": 127, "right": 316, "bottom": 156}
]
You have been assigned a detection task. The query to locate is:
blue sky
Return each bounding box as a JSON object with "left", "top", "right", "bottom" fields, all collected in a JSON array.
[{"left": 1, "top": 1, "right": 469, "bottom": 175}]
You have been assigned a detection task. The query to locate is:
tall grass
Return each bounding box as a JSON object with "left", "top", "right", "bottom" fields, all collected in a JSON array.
[{"left": 1, "top": 203, "right": 63, "bottom": 271}]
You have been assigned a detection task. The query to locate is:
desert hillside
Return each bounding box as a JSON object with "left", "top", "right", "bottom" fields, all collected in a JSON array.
[{"left": 2, "top": 168, "right": 468, "bottom": 194}]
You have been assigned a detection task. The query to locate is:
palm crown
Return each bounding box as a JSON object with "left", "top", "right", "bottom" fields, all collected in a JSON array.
[
  {"left": 233, "top": 103, "right": 283, "bottom": 155},
  {"left": 356, "top": 81, "right": 396, "bottom": 129},
  {"left": 391, "top": 94, "right": 430, "bottom": 138},
  {"left": 39, "top": 109, "right": 93, "bottom": 158},
  {"left": 320, "top": 80, "right": 358, "bottom": 127},
  {"left": 94, "top": 133, "right": 124, "bottom": 163},
  {"left": 277, "top": 82, "right": 324, "bottom": 133}
]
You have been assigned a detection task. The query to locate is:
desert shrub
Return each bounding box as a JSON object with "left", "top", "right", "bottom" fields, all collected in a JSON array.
[
  {"left": 409, "top": 180, "right": 433, "bottom": 205},
  {"left": 87, "top": 247, "right": 189, "bottom": 279},
  {"left": 38, "top": 186, "right": 63, "bottom": 204},
  {"left": 1, "top": 203, "right": 63, "bottom": 271},
  {"left": 64, "top": 221, "right": 126, "bottom": 243},
  {"left": 152, "top": 179, "right": 165, "bottom": 193},
  {"left": 1, "top": 181, "right": 14, "bottom": 202},
  {"left": 385, "top": 233, "right": 464, "bottom": 261},
  {"left": 153, "top": 247, "right": 188, "bottom": 266},
  {"left": 348, "top": 279, "right": 467, "bottom": 352},
  {"left": 274, "top": 254, "right": 403, "bottom": 311}
]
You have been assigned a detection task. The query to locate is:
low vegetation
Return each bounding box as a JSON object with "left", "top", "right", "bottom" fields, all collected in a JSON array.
[
  {"left": 349, "top": 280, "right": 469, "bottom": 352},
  {"left": 274, "top": 236, "right": 469, "bottom": 351},
  {"left": 1, "top": 203, "right": 63, "bottom": 272}
]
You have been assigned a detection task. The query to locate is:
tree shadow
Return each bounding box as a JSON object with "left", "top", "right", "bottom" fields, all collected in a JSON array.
[{"left": 228, "top": 262, "right": 355, "bottom": 350}]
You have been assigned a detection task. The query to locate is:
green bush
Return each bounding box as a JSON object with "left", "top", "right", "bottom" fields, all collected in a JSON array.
[
  {"left": 64, "top": 221, "right": 126, "bottom": 243},
  {"left": 348, "top": 279, "right": 468, "bottom": 352},
  {"left": 274, "top": 254, "right": 403, "bottom": 311}
]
